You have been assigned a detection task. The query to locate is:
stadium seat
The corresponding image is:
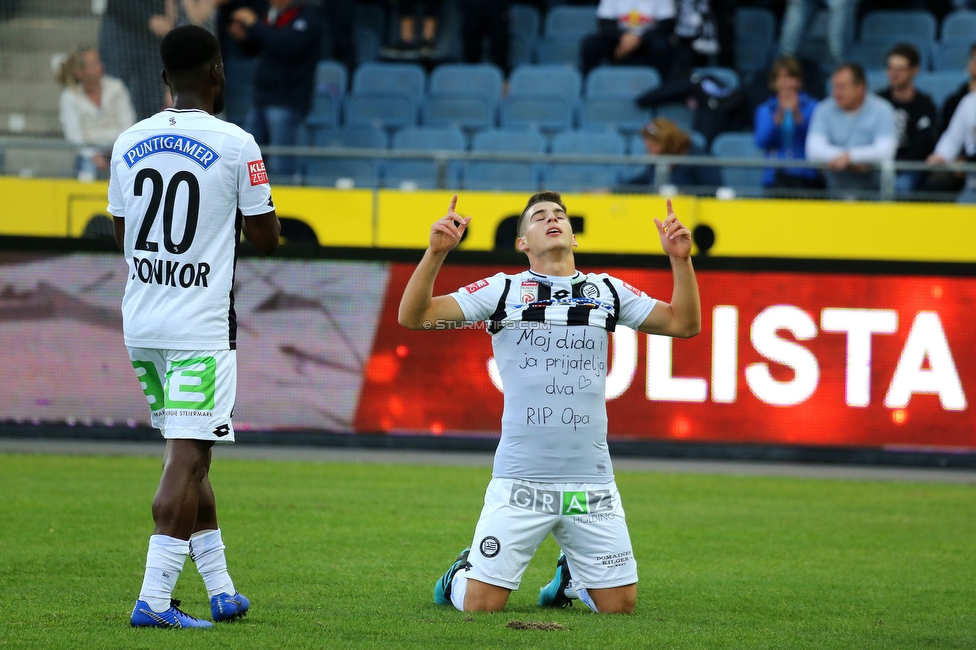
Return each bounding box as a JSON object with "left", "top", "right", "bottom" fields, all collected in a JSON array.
[
  {"left": 915, "top": 71, "right": 964, "bottom": 109},
  {"left": 305, "top": 125, "right": 387, "bottom": 189},
  {"left": 542, "top": 129, "right": 626, "bottom": 191},
  {"left": 940, "top": 10, "right": 976, "bottom": 43},
  {"left": 462, "top": 128, "right": 546, "bottom": 192},
  {"left": 859, "top": 10, "right": 937, "bottom": 44},
  {"left": 499, "top": 95, "right": 575, "bottom": 132},
  {"left": 543, "top": 5, "right": 597, "bottom": 38},
  {"left": 933, "top": 41, "right": 972, "bottom": 71},
  {"left": 653, "top": 102, "right": 694, "bottom": 132},
  {"left": 510, "top": 3, "right": 541, "bottom": 66},
  {"left": 693, "top": 66, "right": 740, "bottom": 91},
  {"left": 535, "top": 37, "right": 583, "bottom": 66},
  {"left": 342, "top": 93, "right": 419, "bottom": 130},
  {"left": 849, "top": 37, "right": 932, "bottom": 72},
  {"left": 710, "top": 132, "right": 765, "bottom": 196},
  {"left": 306, "top": 61, "right": 348, "bottom": 133},
  {"left": 351, "top": 62, "right": 427, "bottom": 102},
  {"left": 421, "top": 94, "right": 496, "bottom": 131},
  {"left": 734, "top": 7, "right": 776, "bottom": 73},
  {"left": 428, "top": 63, "right": 504, "bottom": 103},
  {"left": 585, "top": 66, "right": 660, "bottom": 98},
  {"left": 508, "top": 64, "right": 583, "bottom": 102},
  {"left": 385, "top": 126, "right": 466, "bottom": 190},
  {"left": 577, "top": 99, "right": 650, "bottom": 135},
  {"left": 353, "top": 26, "right": 382, "bottom": 65}
]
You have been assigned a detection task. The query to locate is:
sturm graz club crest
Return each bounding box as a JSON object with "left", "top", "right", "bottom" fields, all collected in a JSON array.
[
  {"left": 479, "top": 536, "right": 500, "bottom": 558},
  {"left": 578, "top": 281, "right": 600, "bottom": 298}
]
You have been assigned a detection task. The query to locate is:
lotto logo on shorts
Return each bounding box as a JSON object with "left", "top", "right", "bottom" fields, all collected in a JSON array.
[
  {"left": 247, "top": 160, "right": 268, "bottom": 185},
  {"left": 509, "top": 484, "right": 613, "bottom": 516}
]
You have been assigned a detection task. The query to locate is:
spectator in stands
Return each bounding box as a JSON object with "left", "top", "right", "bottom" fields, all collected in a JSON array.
[
  {"left": 926, "top": 92, "right": 976, "bottom": 203},
  {"left": 877, "top": 43, "right": 937, "bottom": 195},
  {"left": 170, "top": 0, "right": 217, "bottom": 30},
  {"left": 57, "top": 46, "right": 136, "bottom": 181},
  {"left": 940, "top": 43, "right": 976, "bottom": 132},
  {"left": 99, "top": 0, "right": 172, "bottom": 120},
  {"left": 806, "top": 63, "right": 897, "bottom": 197},
  {"left": 229, "top": 0, "right": 321, "bottom": 179},
  {"left": 778, "top": 0, "right": 858, "bottom": 68},
  {"left": 381, "top": 0, "right": 441, "bottom": 59},
  {"left": 460, "top": 0, "right": 511, "bottom": 75},
  {"left": 619, "top": 117, "right": 721, "bottom": 193},
  {"left": 754, "top": 55, "right": 822, "bottom": 191},
  {"left": 323, "top": 0, "right": 356, "bottom": 72},
  {"left": 216, "top": 0, "right": 268, "bottom": 59},
  {"left": 580, "top": 0, "right": 677, "bottom": 79}
]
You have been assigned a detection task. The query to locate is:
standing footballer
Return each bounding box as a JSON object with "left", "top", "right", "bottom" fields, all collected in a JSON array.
[
  {"left": 108, "top": 25, "right": 280, "bottom": 628},
  {"left": 399, "top": 192, "right": 700, "bottom": 613}
]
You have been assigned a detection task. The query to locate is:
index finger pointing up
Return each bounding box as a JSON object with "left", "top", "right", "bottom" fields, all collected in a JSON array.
[
  {"left": 448, "top": 194, "right": 458, "bottom": 214},
  {"left": 666, "top": 198, "right": 674, "bottom": 218}
]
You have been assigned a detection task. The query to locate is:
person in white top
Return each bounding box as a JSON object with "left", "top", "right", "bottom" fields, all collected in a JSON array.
[
  {"left": 926, "top": 91, "right": 976, "bottom": 203},
  {"left": 57, "top": 46, "right": 136, "bottom": 180},
  {"left": 400, "top": 191, "right": 701, "bottom": 614},
  {"left": 108, "top": 25, "right": 280, "bottom": 629}
]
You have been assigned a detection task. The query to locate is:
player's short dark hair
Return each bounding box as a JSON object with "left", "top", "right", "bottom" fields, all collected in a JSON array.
[
  {"left": 161, "top": 25, "right": 221, "bottom": 74},
  {"left": 887, "top": 43, "right": 920, "bottom": 69},
  {"left": 518, "top": 191, "right": 567, "bottom": 238},
  {"left": 833, "top": 62, "right": 866, "bottom": 87}
]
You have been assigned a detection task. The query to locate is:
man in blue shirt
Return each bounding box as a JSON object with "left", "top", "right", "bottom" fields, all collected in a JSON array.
[
  {"left": 754, "top": 55, "right": 822, "bottom": 193},
  {"left": 806, "top": 63, "right": 896, "bottom": 198}
]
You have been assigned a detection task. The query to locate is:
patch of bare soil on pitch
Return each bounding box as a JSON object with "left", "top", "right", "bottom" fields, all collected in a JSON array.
[{"left": 506, "top": 620, "right": 566, "bottom": 631}]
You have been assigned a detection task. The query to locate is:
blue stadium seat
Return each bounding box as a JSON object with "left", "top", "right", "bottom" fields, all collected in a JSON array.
[
  {"left": 710, "top": 132, "right": 765, "bottom": 196},
  {"left": 585, "top": 66, "right": 660, "bottom": 98},
  {"left": 354, "top": 26, "right": 381, "bottom": 65},
  {"left": 693, "top": 66, "right": 740, "bottom": 91},
  {"left": 421, "top": 94, "right": 496, "bottom": 131},
  {"left": 463, "top": 128, "right": 545, "bottom": 192},
  {"left": 306, "top": 61, "right": 348, "bottom": 133},
  {"left": 933, "top": 41, "right": 972, "bottom": 71},
  {"left": 860, "top": 10, "right": 937, "bottom": 44},
  {"left": 510, "top": 3, "right": 541, "bottom": 66},
  {"left": 499, "top": 95, "right": 575, "bottom": 131},
  {"left": 508, "top": 64, "right": 583, "bottom": 102},
  {"left": 941, "top": 10, "right": 976, "bottom": 43},
  {"left": 577, "top": 99, "right": 650, "bottom": 135},
  {"left": 305, "top": 125, "right": 387, "bottom": 189},
  {"left": 351, "top": 62, "right": 427, "bottom": 102},
  {"left": 734, "top": 7, "right": 776, "bottom": 74},
  {"left": 850, "top": 37, "right": 932, "bottom": 72},
  {"left": 915, "top": 71, "right": 964, "bottom": 109},
  {"left": 385, "top": 126, "right": 466, "bottom": 190},
  {"left": 653, "top": 102, "right": 694, "bottom": 132},
  {"left": 429, "top": 63, "right": 504, "bottom": 103},
  {"left": 343, "top": 93, "right": 418, "bottom": 130},
  {"left": 543, "top": 5, "right": 597, "bottom": 38},
  {"left": 542, "top": 129, "right": 626, "bottom": 190},
  {"left": 535, "top": 37, "right": 582, "bottom": 66}
]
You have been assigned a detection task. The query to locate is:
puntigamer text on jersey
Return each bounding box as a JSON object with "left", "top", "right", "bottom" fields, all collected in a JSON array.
[{"left": 123, "top": 134, "right": 220, "bottom": 170}]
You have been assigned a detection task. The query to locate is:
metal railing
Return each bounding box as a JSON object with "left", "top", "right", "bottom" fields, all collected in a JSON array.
[{"left": 4, "top": 136, "right": 976, "bottom": 203}]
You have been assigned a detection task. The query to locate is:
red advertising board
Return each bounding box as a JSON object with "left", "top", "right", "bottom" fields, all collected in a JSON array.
[{"left": 355, "top": 263, "right": 976, "bottom": 452}]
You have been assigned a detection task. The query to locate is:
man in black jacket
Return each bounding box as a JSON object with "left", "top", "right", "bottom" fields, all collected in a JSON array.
[
  {"left": 229, "top": 0, "right": 321, "bottom": 179},
  {"left": 876, "top": 43, "right": 937, "bottom": 194}
]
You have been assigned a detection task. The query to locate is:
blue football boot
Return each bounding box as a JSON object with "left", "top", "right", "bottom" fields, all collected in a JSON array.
[
  {"left": 433, "top": 548, "right": 472, "bottom": 606},
  {"left": 211, "top": 591, "right": 250, "bottom": 622},
  {"left": 130, "top": 599, "right": 213, "bottom": 628},
  {"left": 538, "top": 552, "right": 574, "bottom": 608}
]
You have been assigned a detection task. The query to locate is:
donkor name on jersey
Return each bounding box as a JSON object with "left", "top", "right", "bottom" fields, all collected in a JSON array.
[{"left": 132, "top": 257, "right": 211, "bottom": 288}]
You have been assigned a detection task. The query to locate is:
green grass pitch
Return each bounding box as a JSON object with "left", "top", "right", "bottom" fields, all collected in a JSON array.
[{"left": 0, "top": 451, "right": 974, "bottom": 649}]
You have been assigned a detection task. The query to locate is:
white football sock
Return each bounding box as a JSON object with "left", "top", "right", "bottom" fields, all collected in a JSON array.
[
  {"left": 138, "top": 534, "right": 189, "bottom": 612},
  {"left": 189, "top": 528, "right": 236, "bottom": 598},
  {"left": 450, "top": 571, "right": 469, "bottom": 612},
  {"left": 574, "top": 586, "right": 599, "bottom": 613}
]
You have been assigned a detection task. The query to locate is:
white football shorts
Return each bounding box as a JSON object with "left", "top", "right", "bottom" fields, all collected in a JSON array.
[
  {"left": 126, "top": 347, "right": 237, "bottom": 444},
  {"left": 466, "top": 478, "right": 638, "bottom": 591}
]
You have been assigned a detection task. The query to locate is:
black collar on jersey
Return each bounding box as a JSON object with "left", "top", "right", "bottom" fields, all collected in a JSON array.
[{"left": 527, "top": 269, "right": 583, "bottom": 283}]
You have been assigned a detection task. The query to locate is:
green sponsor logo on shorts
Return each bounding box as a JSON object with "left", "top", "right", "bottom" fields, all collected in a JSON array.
[
  {"left": 132, "top": 360, "right": 165, "bottom": 412},
  {"left": 165, "top": 356, "right": 216, "bottom": 409},
  {"left": 562, "top": 491, "right": 588, "bottom": 515}
]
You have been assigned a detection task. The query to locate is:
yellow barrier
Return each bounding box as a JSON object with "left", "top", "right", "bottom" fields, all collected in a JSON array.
[{"left": 2, "top": 175, "right": 974, "bottom": 262}]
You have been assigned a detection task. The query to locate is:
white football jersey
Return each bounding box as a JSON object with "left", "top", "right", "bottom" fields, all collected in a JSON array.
[
  {"left": 451, "top": 269, "right": 657, "bottom": 482},
  {"left": 108, "top": 108, "right": 273, "bottom": 350}
]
